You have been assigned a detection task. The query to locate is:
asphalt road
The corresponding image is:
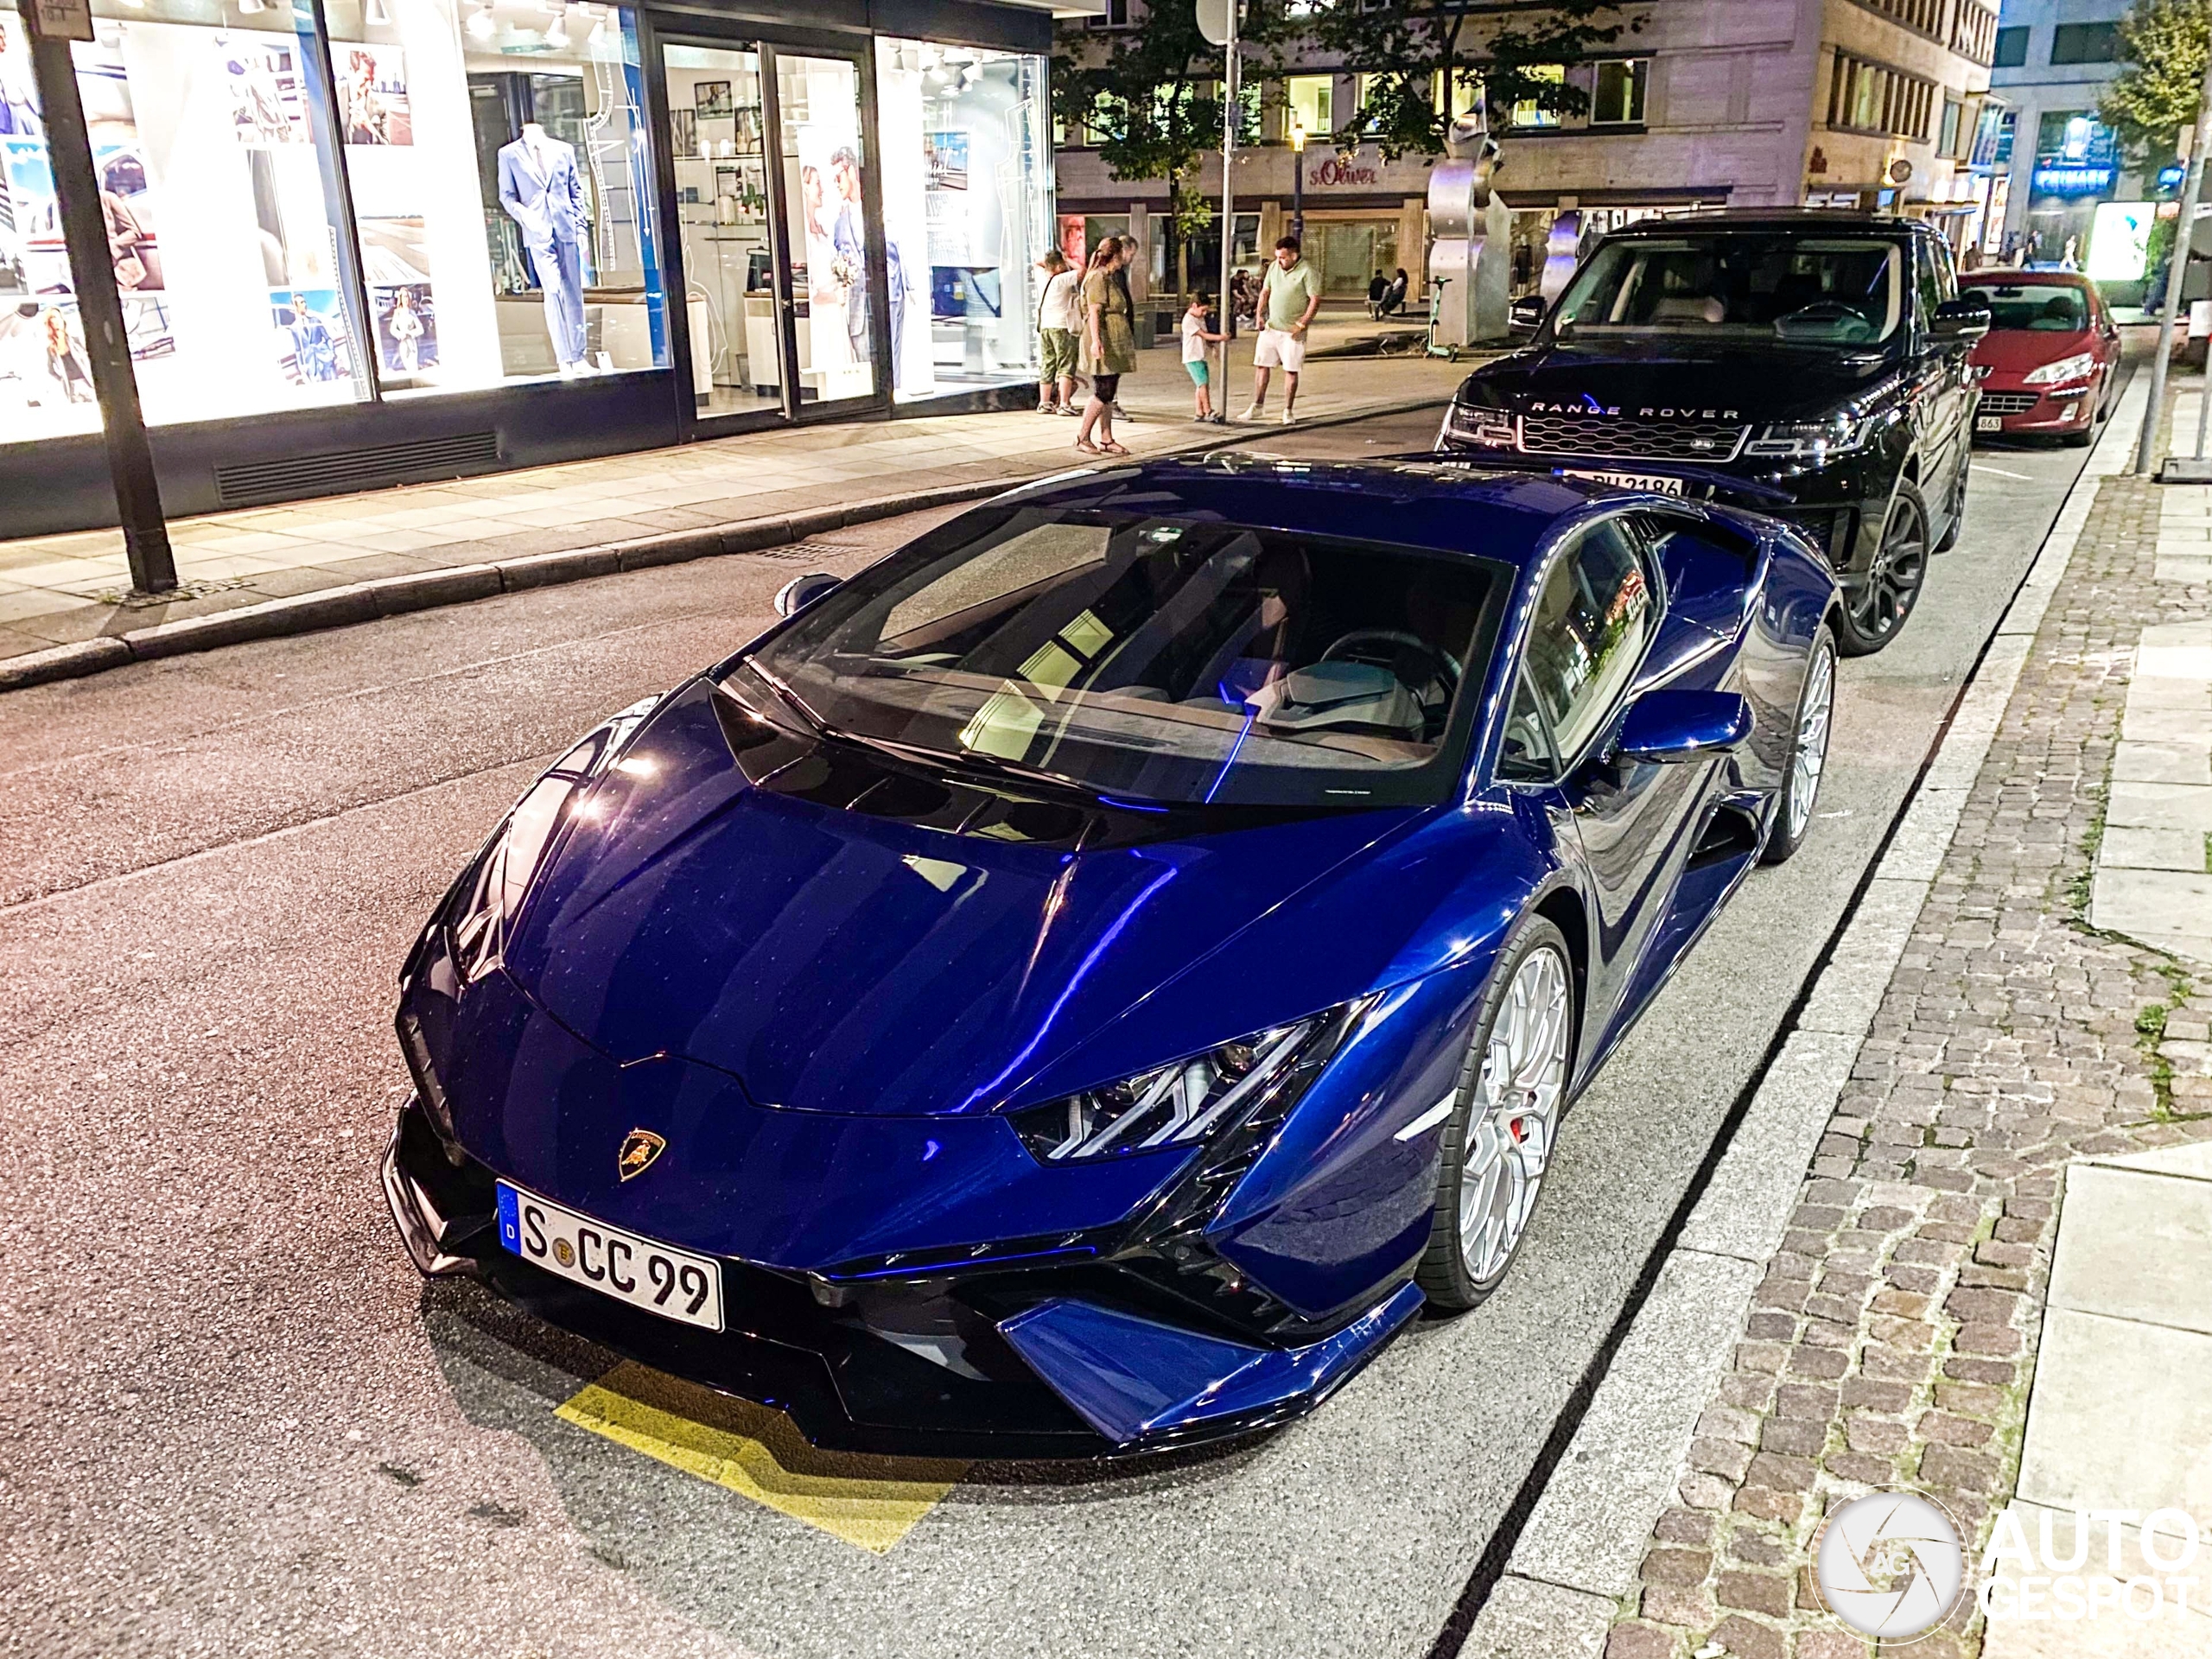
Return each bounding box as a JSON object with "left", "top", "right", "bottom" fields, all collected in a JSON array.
[{"left": 0, "top": 407, "right": 2103, "bottom": 1659}]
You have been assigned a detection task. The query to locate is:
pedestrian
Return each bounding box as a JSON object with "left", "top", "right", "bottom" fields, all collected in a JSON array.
[
  {"left": 1382, "top": 266, "right": 1409, "bottom": 317},
  {"left": 1182, "top": 291, "right": 1225, "bottom": 420},
  {"left": 1366, "top": 268, "right": 1388, "bottom": 319},
  {"left": 1075, "top": 235, "right": 1135, "bottom": 457},
  {"left": 1107, "top": 245, "right": 1138, "bottom": 424},
  {"left": 1241, "top": 234, "right": 1322, "bottom": 425},
  {"left": 1231, "top": 269, "right": 1256, "bottom": 328},
  {"left": 1035, "top": 248, "right": 1080, "bottom": 415}
]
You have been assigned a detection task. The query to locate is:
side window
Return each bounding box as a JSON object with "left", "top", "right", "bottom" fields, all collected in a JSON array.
[
  {"left": 1931, "top": 237, "right": 1959, "bottom": 301},
  {"left": 1499, "top": 673, "right": 1559, "bottom": 781},
  {"left": 1913, "top": 242, "right": 1945, "bottom": 328},
  {"left": 1519, "top": 521, "right": 1656, "bottom": 766}
]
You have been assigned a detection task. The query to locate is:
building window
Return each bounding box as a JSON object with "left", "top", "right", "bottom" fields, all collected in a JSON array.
[
  {"left": 1509, "top": 64, "right": 1565, "bottom": 129},
  {"left": 1090, "top": 0, "right": 1135, "bottom": 31},
  {"left": 1847, "top": 0, "right": 1947, "bottom": 41},
  {"left": 1428, "top": 68, "right": 1481, "bottom": 122},
  {"left": 2049, "top": 22, "right": 2120, "bottom": 65},
  {"left": 875, "top": 39, "right": 1050, "bottom": 405},
  {"left": 1590, "top": 58, "right": 1649, "bottom": 125},
  {"left": 1952, "top": 3, "right": 1998, "bottom": 67},
  {"left": 1993, "top": 26, "right": 2029, "bottom": 69},
  {"left": 1940, "top": 98, "right": 1961, "bottom": 157},
  {"left": 1285, "top": 74, "right": 1332, "bottom": 140},
  {"left": 1828, "top": 51, "right": 1936, "bottom": 141}
]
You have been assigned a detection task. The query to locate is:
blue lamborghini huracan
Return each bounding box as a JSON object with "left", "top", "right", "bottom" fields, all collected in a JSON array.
[{"left": 385, "top": 455, "right": 1840, "bottom": 1458}]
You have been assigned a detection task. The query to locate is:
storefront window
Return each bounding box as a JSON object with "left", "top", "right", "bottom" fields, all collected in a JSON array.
[
  {"left": 875, "top": 37, "right": 1048, "bottom": 405},
  {"left": 777, "top": 51, "right": 872, "bottom": 408},
  {"left": 1, "top": 0, "right": 366, "bottom": 442},
  {"left": 323, "top": 0, "right": 666, "bottom": 393},
  {"left": 661, "top": 43, "right": 773, "bottom": 417}
]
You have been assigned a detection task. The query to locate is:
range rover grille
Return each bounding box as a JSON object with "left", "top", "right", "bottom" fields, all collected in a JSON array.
[
  {"left": 1977, "top": 391, "right": 2037, "bottom": 416},
  {"left": 1518, "top": 415, "right": 1750, "bottom": 462}
]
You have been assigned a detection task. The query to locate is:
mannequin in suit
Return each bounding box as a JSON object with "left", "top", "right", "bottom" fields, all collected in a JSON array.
[{"left": 496, "top": 122, "right": 592, "bottom": 374}]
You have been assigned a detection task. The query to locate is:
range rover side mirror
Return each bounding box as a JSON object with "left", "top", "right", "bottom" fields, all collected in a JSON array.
[
  {"left": 774, "top": 572, "right": 841, "bottom": 617},
  {"left": 1617, "top": 690, "right": 1753, "bottom": 765},
  {"left": 1509, "top": 295, "right": 1548, "bottom": 337},
  {"left": 1931, "top": 297, "right": 1991, "bottom": 340}
]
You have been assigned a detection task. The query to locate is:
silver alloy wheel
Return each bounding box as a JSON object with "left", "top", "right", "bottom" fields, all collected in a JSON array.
[
  {"left": 1788, "top": 645, "right": 1836, "bottom": 842},
  {"left": 1458, "top": 945, "right": 1572, "bottom": 1284}
]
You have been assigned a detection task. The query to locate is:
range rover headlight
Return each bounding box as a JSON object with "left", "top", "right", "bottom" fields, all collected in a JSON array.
[
  {"left": 1441, "top": 402, "right": 1517, "bottom": 448},
  {"left": 448, "top": 696, "right": 658, "bottom": 981},
  {"left": 2023, "top": 352, "right": 2098, "bottom": 387},
  {"left": 1745, "top": 410, "right": 1870, "bottom": 462},
  {"left": 1013, "top": 1003, "right": 1366, "bottom": 1163}
]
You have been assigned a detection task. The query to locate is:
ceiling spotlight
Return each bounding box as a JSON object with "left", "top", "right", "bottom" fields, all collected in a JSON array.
[
  {"left": 237, "top": 0, "right": 265, "bottom": 12},
  {"left": 365, "top": 0, "right": 388, "bottom": 21},
  {"left": 466, "top": 4, "right": 495, "bottom": 37},
  {"left": 544, "top": 10, "right": 569, "bottom": 46}
]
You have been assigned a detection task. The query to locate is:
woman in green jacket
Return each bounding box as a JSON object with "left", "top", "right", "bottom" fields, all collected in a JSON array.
[{"left": 1076, "top": 236, "right": 1136, "bottom": 456}]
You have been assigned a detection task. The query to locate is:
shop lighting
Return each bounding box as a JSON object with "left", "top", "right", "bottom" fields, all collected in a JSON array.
[
  {"left": 365, "top": 0, "right": 389, "bottom": 22},
  {"left": 237, "top": 0, "right": 266, "bottom": 12},
  {"left": 466, "top": 3, "right": 495, "bottom": 37},
  {"left": 544, "top": 9, "right": 569, "bottom": 47}
]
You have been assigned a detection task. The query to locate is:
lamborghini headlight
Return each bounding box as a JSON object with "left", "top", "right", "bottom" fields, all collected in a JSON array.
[
  {"left": 2023, "top": 351, "right": 2097, "bottom": 387},
  {"left": 1013, "top": 1005, "right": 1361, "bottom": 1163},
  {"left": 448, "top": 696, "right": 658, "bottom": 981}
]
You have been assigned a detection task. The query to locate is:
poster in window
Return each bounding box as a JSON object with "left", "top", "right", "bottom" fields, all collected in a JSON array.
[
  {"left": 218, "top": 34, "right": 311, "bottom": 146},
  {"left": 336, "top": 45, "right": 410, "bottom": 146},
  {"left": 375, "top": 283, "right": 436, "bottom": 374},
  {"left": 273, "top": 288, "right": 350, "bottom": 384},
  {"left": 694, "top": 80, "right": 733, "bottom": 118}
]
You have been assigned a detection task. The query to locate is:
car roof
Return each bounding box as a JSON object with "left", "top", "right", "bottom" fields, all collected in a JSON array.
[
  {"left": 1606, "top": 208, "right": 1928, "bottom": 238},
  {"left": 999, "top": 454, "right": 1635, "bottom": 575},
  {"left": 1959, "top": 268, "right": 2094, "bottom": 289}
]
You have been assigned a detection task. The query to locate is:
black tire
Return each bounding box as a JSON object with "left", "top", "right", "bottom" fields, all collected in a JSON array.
[
  {"left": 1415, "top": 916, "right": 1575, "bottom": 1312},
  {"left": 1760, "top": 626, "right": 1837, "bottom": 867},
  {"left": 1834, "top": 480, "right": 1929, "bottom": 658}
]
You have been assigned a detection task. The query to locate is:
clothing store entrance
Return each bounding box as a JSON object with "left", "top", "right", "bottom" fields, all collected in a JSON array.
[{"left": 655, "top": 30, "right": 887, "bottom": 435}]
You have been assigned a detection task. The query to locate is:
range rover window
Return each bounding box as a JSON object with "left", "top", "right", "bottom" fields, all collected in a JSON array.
[
  {"left": 747, "top": 506, "right": 1510, "bottom": 809},
  {"left": 1554, "top": 235, "right": 1904, "bottom": 346}
]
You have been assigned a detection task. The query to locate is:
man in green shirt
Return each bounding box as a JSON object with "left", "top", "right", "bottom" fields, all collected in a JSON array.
[{"left": 1241, "top": 235, "right": 1323, "bottom": 425}]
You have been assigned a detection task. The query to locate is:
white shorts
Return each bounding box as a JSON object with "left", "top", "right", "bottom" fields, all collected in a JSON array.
[{"left": 1254, "top": 327, "right": 1306, "bottom": 372}]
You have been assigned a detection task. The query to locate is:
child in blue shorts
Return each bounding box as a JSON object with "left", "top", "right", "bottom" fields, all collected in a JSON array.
[{"left": 1181, "top": 294, "right": 1225, "bottom": 421}]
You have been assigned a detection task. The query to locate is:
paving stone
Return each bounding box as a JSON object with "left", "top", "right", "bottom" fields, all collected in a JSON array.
[
  {"left": 2017, "top": 1307, "right": 2212, "bottom": 1522},
  {"left": 2046, "top": 1165, "right": 2212, "bottom": 1334}
]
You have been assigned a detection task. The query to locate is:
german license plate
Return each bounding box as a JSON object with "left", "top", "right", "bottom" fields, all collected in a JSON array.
[
  {"left": 1976, "top": 415, "right": 2003, "bottom": 432},
  {"left": 496, "top": 1182, "right": 724, "bottom": 1332},
  {"left": 1559, "top": 467, "right": 1686, "bottom": 496}
]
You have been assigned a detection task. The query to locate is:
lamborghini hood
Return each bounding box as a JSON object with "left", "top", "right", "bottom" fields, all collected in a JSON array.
[{"left": 497, "top": 682, "right": 1414, "bottom": 1118}]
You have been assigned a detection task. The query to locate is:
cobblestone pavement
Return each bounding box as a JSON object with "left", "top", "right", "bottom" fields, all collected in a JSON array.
[{"left": 1603, "top": 459, "right": 2212, "bottom": 1659}]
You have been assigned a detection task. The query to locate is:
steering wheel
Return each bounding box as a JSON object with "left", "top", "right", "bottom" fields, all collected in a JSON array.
[
  {"left": 1319, "top": 629, "right": 1461, "bottom": 703},
  {"left": 1774, "top": 300, "right": 1872, "bottom": 343}
]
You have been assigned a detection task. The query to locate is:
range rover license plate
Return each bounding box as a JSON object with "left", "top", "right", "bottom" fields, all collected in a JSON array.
[
  {"left": 495, "top": 1181, "right": 725, "bottom": 1331},
  {"left": 1559, "top": 468, "right": 1685, "bottom": 496}
]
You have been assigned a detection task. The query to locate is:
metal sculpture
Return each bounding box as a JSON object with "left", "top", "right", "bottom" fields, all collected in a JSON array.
[{"left": 1426, "top": 99, "right": 1510, "bottom": 346}]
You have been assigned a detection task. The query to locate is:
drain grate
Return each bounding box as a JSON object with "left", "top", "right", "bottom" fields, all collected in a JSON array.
[{"left": 213, "top": 430, "right": 500, "bottom": 505}]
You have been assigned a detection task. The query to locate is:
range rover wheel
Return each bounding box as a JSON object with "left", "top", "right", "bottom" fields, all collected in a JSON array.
[
  {"left": 1416, "top": 917, "right": 1574, "bottom": 1312},
  {"left": 1835, "top": 481, "right": 1929, "bottom": 657},
  {"left": 1760, "top": 626, "right": 1836, "bottom": 866}
]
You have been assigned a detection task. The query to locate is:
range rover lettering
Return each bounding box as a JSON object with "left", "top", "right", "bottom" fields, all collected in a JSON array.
[{"left": 1436, "top": 211, "right": 1989, "bottom": 657}]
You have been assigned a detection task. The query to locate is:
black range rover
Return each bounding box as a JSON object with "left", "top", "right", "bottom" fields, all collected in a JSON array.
[{"left": 1436, "top": 211, "right": 1990, "bottom": 655}]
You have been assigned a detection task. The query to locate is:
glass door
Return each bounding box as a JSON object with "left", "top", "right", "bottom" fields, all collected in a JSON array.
[
  {"left": 772, "top": 51, "right": 878, "bottom": 414},
  {"left": 661, "top": 44, "right": 783, "bottom": 420}
]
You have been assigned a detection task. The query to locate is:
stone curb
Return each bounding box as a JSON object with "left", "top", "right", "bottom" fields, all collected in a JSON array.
[
  {"left": 1461, "top": 365, "right": 2152, "bottom": 1658},
  {"left": 0, "top": 396, "right": 1449, "bottom": 696}
]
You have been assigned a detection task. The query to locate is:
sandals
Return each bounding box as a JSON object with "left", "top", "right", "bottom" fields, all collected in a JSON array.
[
  {"left": 1098, "top": 442, "right": 1131, "bottom": 456},
  {"left": 1073, "top": 438, "right": 1103, "bottom": 455}
]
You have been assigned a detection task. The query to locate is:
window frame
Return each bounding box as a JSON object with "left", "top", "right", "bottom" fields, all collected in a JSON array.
[
  {"left": 1589, "top": 57, "right": 1650, "bottom": 127},
  {"left": 1489, "top": 514, "right": 1668, "bottom": 787}
]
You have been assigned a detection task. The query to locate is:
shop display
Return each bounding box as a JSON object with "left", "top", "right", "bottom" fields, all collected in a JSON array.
[
  {"left": 875, "top": 37, "right": 1046, "bottom": 404},
  {"left": 497, "top": 122, "right": 591, "bottom": 373},
  {"left": 778, "top": 51, "right": 872, "bottom": 405}
]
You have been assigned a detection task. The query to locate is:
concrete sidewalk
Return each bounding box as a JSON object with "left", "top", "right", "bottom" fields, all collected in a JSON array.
[{"left": 0, "top": 328, "right": 1474, "bottom": 687}]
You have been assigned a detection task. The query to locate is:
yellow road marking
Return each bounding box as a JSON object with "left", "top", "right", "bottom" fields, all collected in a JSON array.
[{"left": 555, "top": 1361, "right": 968, "bottom": 1554}]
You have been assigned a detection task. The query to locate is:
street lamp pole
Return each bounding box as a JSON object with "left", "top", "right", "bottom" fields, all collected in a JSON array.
[
  {"left": 22, "top": 0, "right": 175, "bottom": 593},
  {"left": 1291, "top": 119, "right": 1306, "bottom": 240},
  {"left": 1212, "top": 0, "right": 1239, "bottom": 423},
  {"left": 2136, "top": 50, "right": 2212, "bottom": 476}
]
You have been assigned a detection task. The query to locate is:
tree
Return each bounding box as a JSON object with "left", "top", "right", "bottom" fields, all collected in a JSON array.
[
  {"left": 1275, "top": 0, "right": 1643, "bottom": 161},
  {"left": 2100, "top": 0, "right": 2209, "bottom": 169}
]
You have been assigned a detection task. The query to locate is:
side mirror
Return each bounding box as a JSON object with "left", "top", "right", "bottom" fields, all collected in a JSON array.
[
  {"left": 1510, "top": 295, "right": 1548, "bottom": 337},
  {"left": 1931, "top": 297, "right": 1991, "bottom": 340},
  {"left": 1617, "top": 690, "right": 1753, "bottom": 764},
  {"left": 774, "top": 572, "right": 840, "bottom": 617}
]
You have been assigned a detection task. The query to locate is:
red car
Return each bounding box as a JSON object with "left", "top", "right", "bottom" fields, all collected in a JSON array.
[{"left": 1963, "top": 270, "right": 2120, "bottom": 447}]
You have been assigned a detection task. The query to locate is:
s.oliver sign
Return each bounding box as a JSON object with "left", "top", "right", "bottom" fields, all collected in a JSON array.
[{"left": 1310, "top": 153, "right": 1383, "bottom": 188}]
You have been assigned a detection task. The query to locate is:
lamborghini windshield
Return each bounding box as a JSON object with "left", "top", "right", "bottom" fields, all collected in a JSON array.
[
  {"left": 741, "top": 505, "right": 1508, "bottom": 808},
  {"left": 1554, "top": 234, "right": 1904, "bottom": 347}
]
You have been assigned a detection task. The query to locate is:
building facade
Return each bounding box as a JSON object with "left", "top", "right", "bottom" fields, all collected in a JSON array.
[
  {"left": 1054, "top": 0, "right": 1999, "bottom": 310},
  {"left": 0, "top": 0, "right": 1067, "bottom": 536},
  {"left": 1983, "top": 0, "right": 2143, "bottom": 264}
]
